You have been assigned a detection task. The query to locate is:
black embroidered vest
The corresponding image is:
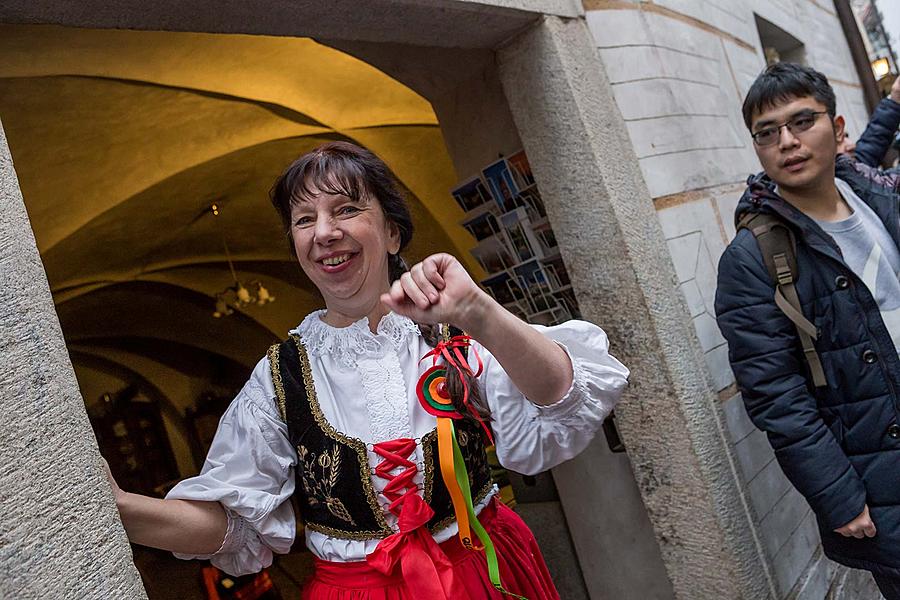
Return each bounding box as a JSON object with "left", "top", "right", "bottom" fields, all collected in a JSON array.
[{"left": 268, "top": 334, "right": 493, "bottom": 541}]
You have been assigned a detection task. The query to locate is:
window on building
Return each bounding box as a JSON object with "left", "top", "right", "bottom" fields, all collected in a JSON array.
[{"left": 755, "top": 15, "right": 806, "bottom": 65}]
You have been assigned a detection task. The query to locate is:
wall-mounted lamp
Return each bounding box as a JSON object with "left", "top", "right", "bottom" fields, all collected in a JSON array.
[{"left": 872, "top": 56, "right": 892, "bottom": 79}]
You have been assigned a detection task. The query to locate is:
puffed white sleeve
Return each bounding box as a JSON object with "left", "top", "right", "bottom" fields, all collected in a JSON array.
[
  {"left": 472, "top": 320, "right": 629, "bottom": 476},
  {"left": 165, "top": 356, "right": 297, "bottom": 576}
]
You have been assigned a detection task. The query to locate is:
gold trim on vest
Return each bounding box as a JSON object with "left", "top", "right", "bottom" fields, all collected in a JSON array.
[
  {"left": 268, "top": 343, "right": 288, "bottom": 423},
  {"left": 292, "top": 334, "right": 393, "bottom": 537}
]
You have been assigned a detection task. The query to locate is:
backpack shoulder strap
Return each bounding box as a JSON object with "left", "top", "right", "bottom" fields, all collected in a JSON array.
[{"left": 737, "top": 213, "right": 827, "bottom": 388}]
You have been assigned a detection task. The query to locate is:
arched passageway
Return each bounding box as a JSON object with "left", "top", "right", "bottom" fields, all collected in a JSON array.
[{"left": 0, "top": 24, "right": 600, "bottom": 599}]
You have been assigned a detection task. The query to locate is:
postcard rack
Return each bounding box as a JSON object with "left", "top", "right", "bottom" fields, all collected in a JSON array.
[{"left": 452, "top": 150, "right": 581, "bottom": 327}]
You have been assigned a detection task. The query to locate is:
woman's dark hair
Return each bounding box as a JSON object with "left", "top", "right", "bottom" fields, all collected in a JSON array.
[
  {"left": 269, "top": 141, "right": 413, "bottom": 264},
  {"left": 742, "top": 62, "right": 836, "bottom": 130},
  {"left": 270, "top": 141, "right": 490, "bottom": 421}
]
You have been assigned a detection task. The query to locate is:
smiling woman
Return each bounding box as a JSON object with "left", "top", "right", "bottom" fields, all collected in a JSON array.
[
  {"left": 105, "top": 140, "right": 630, "bottom": 599},
  {"left": 271, "top": 143, "right": 407, "bottom": 324}
]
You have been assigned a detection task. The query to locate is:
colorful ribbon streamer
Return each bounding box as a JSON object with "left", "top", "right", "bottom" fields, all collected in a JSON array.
[{"left": 416, "top": 330, "right": 527, "bottom": 599}]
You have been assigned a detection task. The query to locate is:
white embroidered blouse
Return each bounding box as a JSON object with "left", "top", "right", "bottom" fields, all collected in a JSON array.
[{"left": 166, "top": 310, "right": 629, "bottom": 576}]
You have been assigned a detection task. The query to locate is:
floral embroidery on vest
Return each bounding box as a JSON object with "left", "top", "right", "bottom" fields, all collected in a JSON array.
[{"left": 297, "top": 443, "right": 356, "bottom": 525}]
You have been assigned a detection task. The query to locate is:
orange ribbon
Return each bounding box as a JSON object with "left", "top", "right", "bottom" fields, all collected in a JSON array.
[{"left": 437, "top": 418, "right": 476, "bottom": 549}]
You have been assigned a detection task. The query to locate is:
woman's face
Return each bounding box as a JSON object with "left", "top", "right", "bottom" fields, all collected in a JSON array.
[{"left": 289, "top": 183, "right": 401, "bottom": 316}]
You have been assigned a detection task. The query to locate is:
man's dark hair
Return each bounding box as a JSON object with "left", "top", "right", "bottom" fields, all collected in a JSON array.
[{"left": 742, "top": 62, "right": 836, "bottom": 130}]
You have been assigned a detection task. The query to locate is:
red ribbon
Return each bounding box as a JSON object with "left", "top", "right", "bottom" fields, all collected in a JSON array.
[
  {"left": 372, "top": 439, "right": 418, "bottom": 514},
  {"left": 366, "top": 493, "right": 462, "bottom": 599},
  {"left": 420, "top": 335, "right": 493, "bottom": 444}
]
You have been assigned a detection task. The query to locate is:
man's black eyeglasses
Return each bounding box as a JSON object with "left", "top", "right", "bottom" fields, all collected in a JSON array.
[{"left": 751, "top": 111, "right": 828, "bottom": 146}]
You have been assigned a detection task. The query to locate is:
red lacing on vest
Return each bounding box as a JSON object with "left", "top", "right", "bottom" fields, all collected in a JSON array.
[
  {"left": 372, "top": 438, "right": 418, "bottom": 516},
  {"left": 366, "top": 438, "right": 462, "bottom": 598}
]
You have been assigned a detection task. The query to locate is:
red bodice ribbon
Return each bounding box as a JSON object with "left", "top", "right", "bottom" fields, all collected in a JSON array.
[
  {"left": 366, "top": 439, "right": 464, "bottom": 599},
  {"left": 366, "top": 493, "right": 460, "bottom": 598}
]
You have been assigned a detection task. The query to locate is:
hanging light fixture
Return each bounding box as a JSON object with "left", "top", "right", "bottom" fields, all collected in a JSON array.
[{"left": 209, "top": 203, "right": 276, "bottom": 318}]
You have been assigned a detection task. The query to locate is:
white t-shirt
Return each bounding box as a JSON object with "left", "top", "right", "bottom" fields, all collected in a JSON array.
[{"left": 816, "top": 178, "right": 900, "bottom": 357}]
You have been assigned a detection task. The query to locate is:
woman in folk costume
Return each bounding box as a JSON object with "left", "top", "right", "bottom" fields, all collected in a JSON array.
[{"left": 106, "top": 141, "right": 629, "bottom": 599}]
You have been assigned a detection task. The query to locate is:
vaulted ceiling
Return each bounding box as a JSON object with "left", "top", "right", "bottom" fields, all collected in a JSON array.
[{"left": 0, "top": 24, "right": 473, "bottom": 426}]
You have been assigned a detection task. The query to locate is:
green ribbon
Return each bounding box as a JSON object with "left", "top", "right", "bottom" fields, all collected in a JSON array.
[{"left": 449, "top": 421, "right": 529, "bottom": 600}]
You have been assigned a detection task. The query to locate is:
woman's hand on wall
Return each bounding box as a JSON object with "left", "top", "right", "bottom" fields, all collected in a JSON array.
[
  {"left": 104, "top": 457, "right": 228, "bottom": 555},
  {"left": 101, "top": 457, "right": 123, "bottom": 502}
]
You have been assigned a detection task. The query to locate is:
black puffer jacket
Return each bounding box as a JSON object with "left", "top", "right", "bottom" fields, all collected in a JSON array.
[{"left": 715, "top": 157, "right": 900, "bottom": 577}]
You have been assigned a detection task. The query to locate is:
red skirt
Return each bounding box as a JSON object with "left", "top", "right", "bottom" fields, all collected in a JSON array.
[{"left": 301, "top": 498, "right": 559, "bottom": 600}]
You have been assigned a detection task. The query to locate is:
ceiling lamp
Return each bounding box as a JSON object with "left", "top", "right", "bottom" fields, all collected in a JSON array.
[{"left": 209, "top": 203, "right": 276, "bottom": 318}]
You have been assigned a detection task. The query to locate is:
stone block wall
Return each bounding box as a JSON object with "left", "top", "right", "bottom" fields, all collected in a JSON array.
[
  {"left": 586, "top": 1, "right": 875, "bottom": 598},
  {"left": 0, "top": 121, "right": 147, "bottom": 599}
]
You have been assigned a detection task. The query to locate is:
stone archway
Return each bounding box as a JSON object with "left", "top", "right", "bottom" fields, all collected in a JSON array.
[{"left": 0, "top": 3, "right": 775, "bottom": 599}]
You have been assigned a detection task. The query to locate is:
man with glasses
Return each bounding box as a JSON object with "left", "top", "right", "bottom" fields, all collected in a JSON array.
[{"left": 715, "top": 62, "right": 900, "bottom": 598}]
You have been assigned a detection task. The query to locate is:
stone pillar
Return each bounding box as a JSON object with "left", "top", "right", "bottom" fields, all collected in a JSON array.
[
  {"left": 498, "top": 16, "right": 776, "bottom": 600},
  {"left": 0, "top": 120, "right": 146, "bottom": 599}
]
